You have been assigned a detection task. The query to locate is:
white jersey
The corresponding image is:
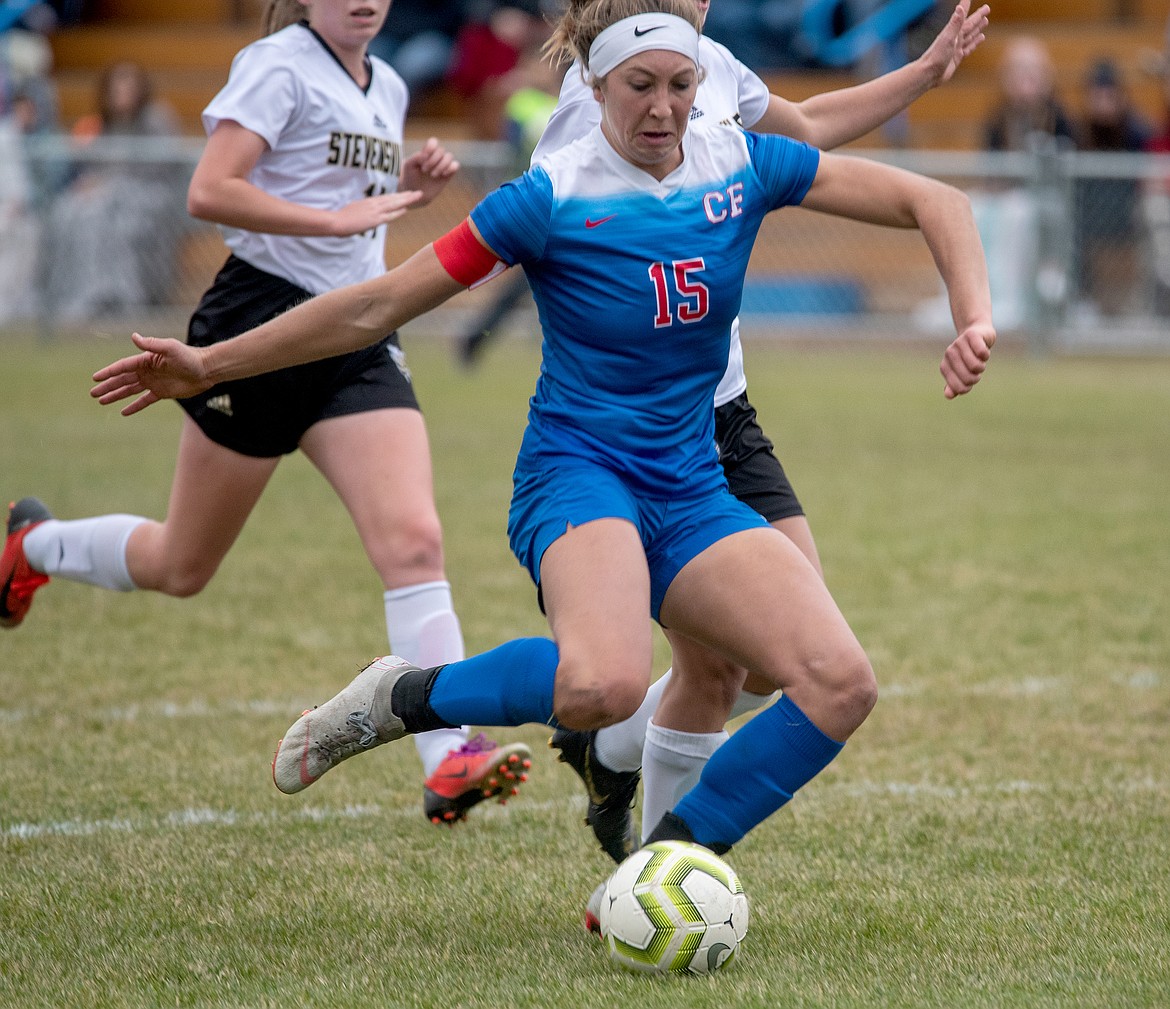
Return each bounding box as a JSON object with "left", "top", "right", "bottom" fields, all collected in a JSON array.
[
  {"left": 532, "top": 37, "right": 772, "bottom": 407},
  {"left": 202, "top": 22, "right": 408, "bottom": 296}
]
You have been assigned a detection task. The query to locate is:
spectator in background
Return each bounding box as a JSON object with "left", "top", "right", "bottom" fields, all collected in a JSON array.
[
  {"left": 455, "top": 27, "right": 559, "bottom": 364},
  {"left": 0, "top": 7, "right": 61, "bottom": 325},
  {"left": 0, "top": 85, "right": 40, "bottom": 324},
  {"left": 982, "top": 35, "right": 1074, "bottom": 152},
  {"left": 1072, "top": 58, "right": 1152, "bottom": 318},
  {"left": 67, "top": 59, "right": 178, "bottom": 141},
  {"left": 1150, "top": 59, "right": 1170, "bottom": 155},
  {"left": 41, "top": 60, "right": 185, "bottom": 322},
  {"left": 368, "top": 0, "right": 467, "bottom": 96},
  {"left": 443, "top": 0, "right": 550, "bottom": 140},
  {"left": 973, "top": 36, "right": 1075, "bottom": 329},
  {"left": 500, "top": 60, "right": 559, "bottom": 154},
  {"left": 0, "top": 3, "right": 65, "bottom": 199},
  {"left": 1143, "top": 33, "right": 1170, "bottom": 315},
  {"left": 0, "top": 9, "right": 59, "bottom": 138}
]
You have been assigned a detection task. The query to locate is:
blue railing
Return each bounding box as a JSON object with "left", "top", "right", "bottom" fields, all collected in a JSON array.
[
  {"left": 0, "top": 0, "right": 42, "bottom": 34},
  {"left": 798, "top": 0, "right": 937, "bottom": 67}
]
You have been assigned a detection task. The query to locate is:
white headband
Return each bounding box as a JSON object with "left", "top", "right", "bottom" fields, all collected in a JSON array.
[{"left": 587, "top": 13, "right": 700, "bottom": 79}]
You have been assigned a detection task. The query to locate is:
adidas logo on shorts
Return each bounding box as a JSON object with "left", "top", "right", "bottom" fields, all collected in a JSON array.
[
  {"left": 206, "top": 394, "right": 233, "bottom": 417},
  {"left": 388, "top": 344, "right": 412, "bottom": 382}
]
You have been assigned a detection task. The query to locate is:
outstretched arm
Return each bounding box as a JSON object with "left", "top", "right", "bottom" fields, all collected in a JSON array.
[
  {"left": 800, "top": 152, "right": 995, "bottom": 399},
  {"left": 754, "top": 1, "right": 989, "bottom": 150},
  {"left": 91, "top": 239, "right": 474, "bottom": 415}
]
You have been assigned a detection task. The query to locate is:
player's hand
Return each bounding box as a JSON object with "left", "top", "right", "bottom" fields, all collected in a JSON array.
[
  {"left": 90, "top": 333, "right": 213, "bottom": 416},
  {"left": 332, "top": 189, "right": 423, "bottom": 237},
  {"left": 919, "top": 2, "right": 989, "bottom": 87},
  {"left": 940, "top": 322, "right": 996, "bottom": 399},
  {"left": 401, "top": 137, "right": 460, "bottom": 207}
]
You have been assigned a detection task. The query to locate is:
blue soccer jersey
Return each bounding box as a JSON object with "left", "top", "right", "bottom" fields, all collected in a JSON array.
[{"left": 470, "top": 125, "right": 819, "bottom": 499}]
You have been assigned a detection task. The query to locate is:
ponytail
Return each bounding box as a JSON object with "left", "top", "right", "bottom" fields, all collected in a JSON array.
[
  {"left": 262, "top": 0, "right": 305, "bottom": 36},
  {"left": 542, "top": 0, "right": 591, "bottom": 67}
]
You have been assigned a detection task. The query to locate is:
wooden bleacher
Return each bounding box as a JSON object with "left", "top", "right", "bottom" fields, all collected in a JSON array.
[
  {"left": 47, "top": 1, "right": 474, "bottom": 139},
  {"left": 926, "top": 18, "right": 1169, "bottom": 149},
  {"left": 37, "top": 1, "right": 1170, "bottom": 316},
  {"left": 50, "top": 22, "right": 256, "bottom": 132},
  {"left": 47, "top": 3, "right": 1169, "bottom": 150},
  {"left": 761, "top": 14, "right": 1168, "bottom": 151}
]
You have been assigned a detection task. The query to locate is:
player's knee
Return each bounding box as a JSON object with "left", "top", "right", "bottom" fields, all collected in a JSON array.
[
  {"left": 369, "top": 513, "right": 446, "bottom": 584},
  {"left": 700, "top": 655, "right": 747, "bottom": 709},
  {"left": 553, "top": 656, "right": 646, "bottom": 729},
  {"left": 782, "top": 641, "right": 877, "bottom": 738},
  {"left": 673, "top": 652, "right": 746, "bottom": 714},
  {"left": 156, "top": 559, "right": 217, "bottom": 598},
  {"left": 822, "top": 647, "right": 877, "bottom": 734},
  {"left": 555, "top": 690, "right": 643, "bottom": 730}
]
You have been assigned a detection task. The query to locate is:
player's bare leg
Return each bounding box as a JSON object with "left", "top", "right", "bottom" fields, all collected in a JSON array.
[{"left": 302, "top": 408, "right": 534, "bottom": 822}]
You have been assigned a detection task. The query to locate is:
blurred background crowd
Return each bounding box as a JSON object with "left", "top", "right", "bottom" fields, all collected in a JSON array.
[{"left": 1, "top": 0, "right": 1169, "bottom": 339}]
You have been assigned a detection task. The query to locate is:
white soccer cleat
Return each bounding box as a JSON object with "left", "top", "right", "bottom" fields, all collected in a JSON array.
[{"left": 272, "top": 655, "right": 412, "bottom": 794}]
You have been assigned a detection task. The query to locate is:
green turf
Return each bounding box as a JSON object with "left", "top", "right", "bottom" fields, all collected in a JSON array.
[{"left": 2, "top": 331, "right": 1167, "bottom": 1007}]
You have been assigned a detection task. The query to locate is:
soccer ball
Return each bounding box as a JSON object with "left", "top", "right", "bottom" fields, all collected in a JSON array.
[{"left": 599, "top": 840, "right": 749, "bottom": 975}]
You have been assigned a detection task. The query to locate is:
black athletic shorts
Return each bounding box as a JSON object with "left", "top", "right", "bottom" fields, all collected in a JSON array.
[
  {"left": 715, "top": 392, "right": 804, "bottom": 523},
  {"left": 179, "top": 255, "right": 419, "bottom": 458}
]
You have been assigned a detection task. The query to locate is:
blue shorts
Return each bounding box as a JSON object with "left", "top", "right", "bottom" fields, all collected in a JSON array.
[{"left": 508, "top": 460, "right": 768, "bottom": 622}]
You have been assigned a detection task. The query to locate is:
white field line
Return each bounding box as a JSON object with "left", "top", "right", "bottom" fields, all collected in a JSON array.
[
  {"left": 1, "top": 797, "right": 552, "bottom": 841},
  {"left": 5, "top": 777, "right": 1166, "bottom": 843}
]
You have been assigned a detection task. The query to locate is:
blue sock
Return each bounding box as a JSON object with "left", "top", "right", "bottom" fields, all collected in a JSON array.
[
  {"left": 671, "top": 693, "right": 844, "bottom": 849},
  {"left": 427, "top": 637, "right": 559, "bottom": 727}
]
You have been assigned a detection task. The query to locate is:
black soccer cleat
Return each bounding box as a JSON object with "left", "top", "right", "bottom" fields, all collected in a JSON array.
[
  {"left": 550, "top": 726, "right": 640, "bottom": 864},
  {"left": 644, "top": 810, "right": 732, "bottom": 856}
]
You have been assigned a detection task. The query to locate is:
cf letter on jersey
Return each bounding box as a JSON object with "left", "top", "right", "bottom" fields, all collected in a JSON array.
[{"left": 703, "top": 182, "right": 745, "bottom": 224}]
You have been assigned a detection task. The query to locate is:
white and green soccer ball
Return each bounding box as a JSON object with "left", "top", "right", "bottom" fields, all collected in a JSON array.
[{"left": 599, "top": 840, "right": 749, "bottom": 975}]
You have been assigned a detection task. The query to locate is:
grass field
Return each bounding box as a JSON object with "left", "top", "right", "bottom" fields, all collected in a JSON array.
[{"left": 2, "top": 330, "right": 1168, "bottom": 1008}]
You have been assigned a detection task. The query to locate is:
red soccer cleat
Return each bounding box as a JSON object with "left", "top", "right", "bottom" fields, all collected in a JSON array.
[
  {"left": 423, "top": 733, "right": 533, "bottom": 825},
  {"left": 1, "top": 498, "right": 52, "bottom": 629}
]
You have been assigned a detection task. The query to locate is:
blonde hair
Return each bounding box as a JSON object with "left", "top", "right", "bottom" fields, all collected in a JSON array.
[
  {"left": 544, "top": 0, "right": 703, "bottom": 76},
  {"left": 262, "top": 0, "right": 306, "bottom": 36}
]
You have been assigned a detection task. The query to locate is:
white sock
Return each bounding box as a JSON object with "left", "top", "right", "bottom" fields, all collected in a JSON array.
[
  {"left": 592, "top": 670, "right": 774, "bottom": 774},
  {"left": 22, "top": 516, "right": 145, "bottom": 592},
  {"left": 641, "top": 719, "right": 729, "bottom": 843},
  {"left": 730, "top": 687, "right": 776, "bottom": 719},
  {"left": 384, "top": 580, "right": 469, "bottom": 776},
  {"left": 592, "top": 669, "right": 670, "bottom": 773}
]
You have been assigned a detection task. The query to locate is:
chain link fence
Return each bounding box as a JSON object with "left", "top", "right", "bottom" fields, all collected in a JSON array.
[{"left": 3, "top": 132, "right": 1169, "bottom": 352}]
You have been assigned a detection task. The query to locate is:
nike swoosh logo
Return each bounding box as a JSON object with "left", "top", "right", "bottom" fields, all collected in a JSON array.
[
  {"left": 633, "top": 24, "right": 664, "bottom": 35},
  {"left": 299, "top": 714, "right": 319, "bottom": 786},
  {"left": 585, "top": 215, "right": 617, "bottom": 229},
  {"left": 436, "top": 766, "right": 470, "bottom": 779}
]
